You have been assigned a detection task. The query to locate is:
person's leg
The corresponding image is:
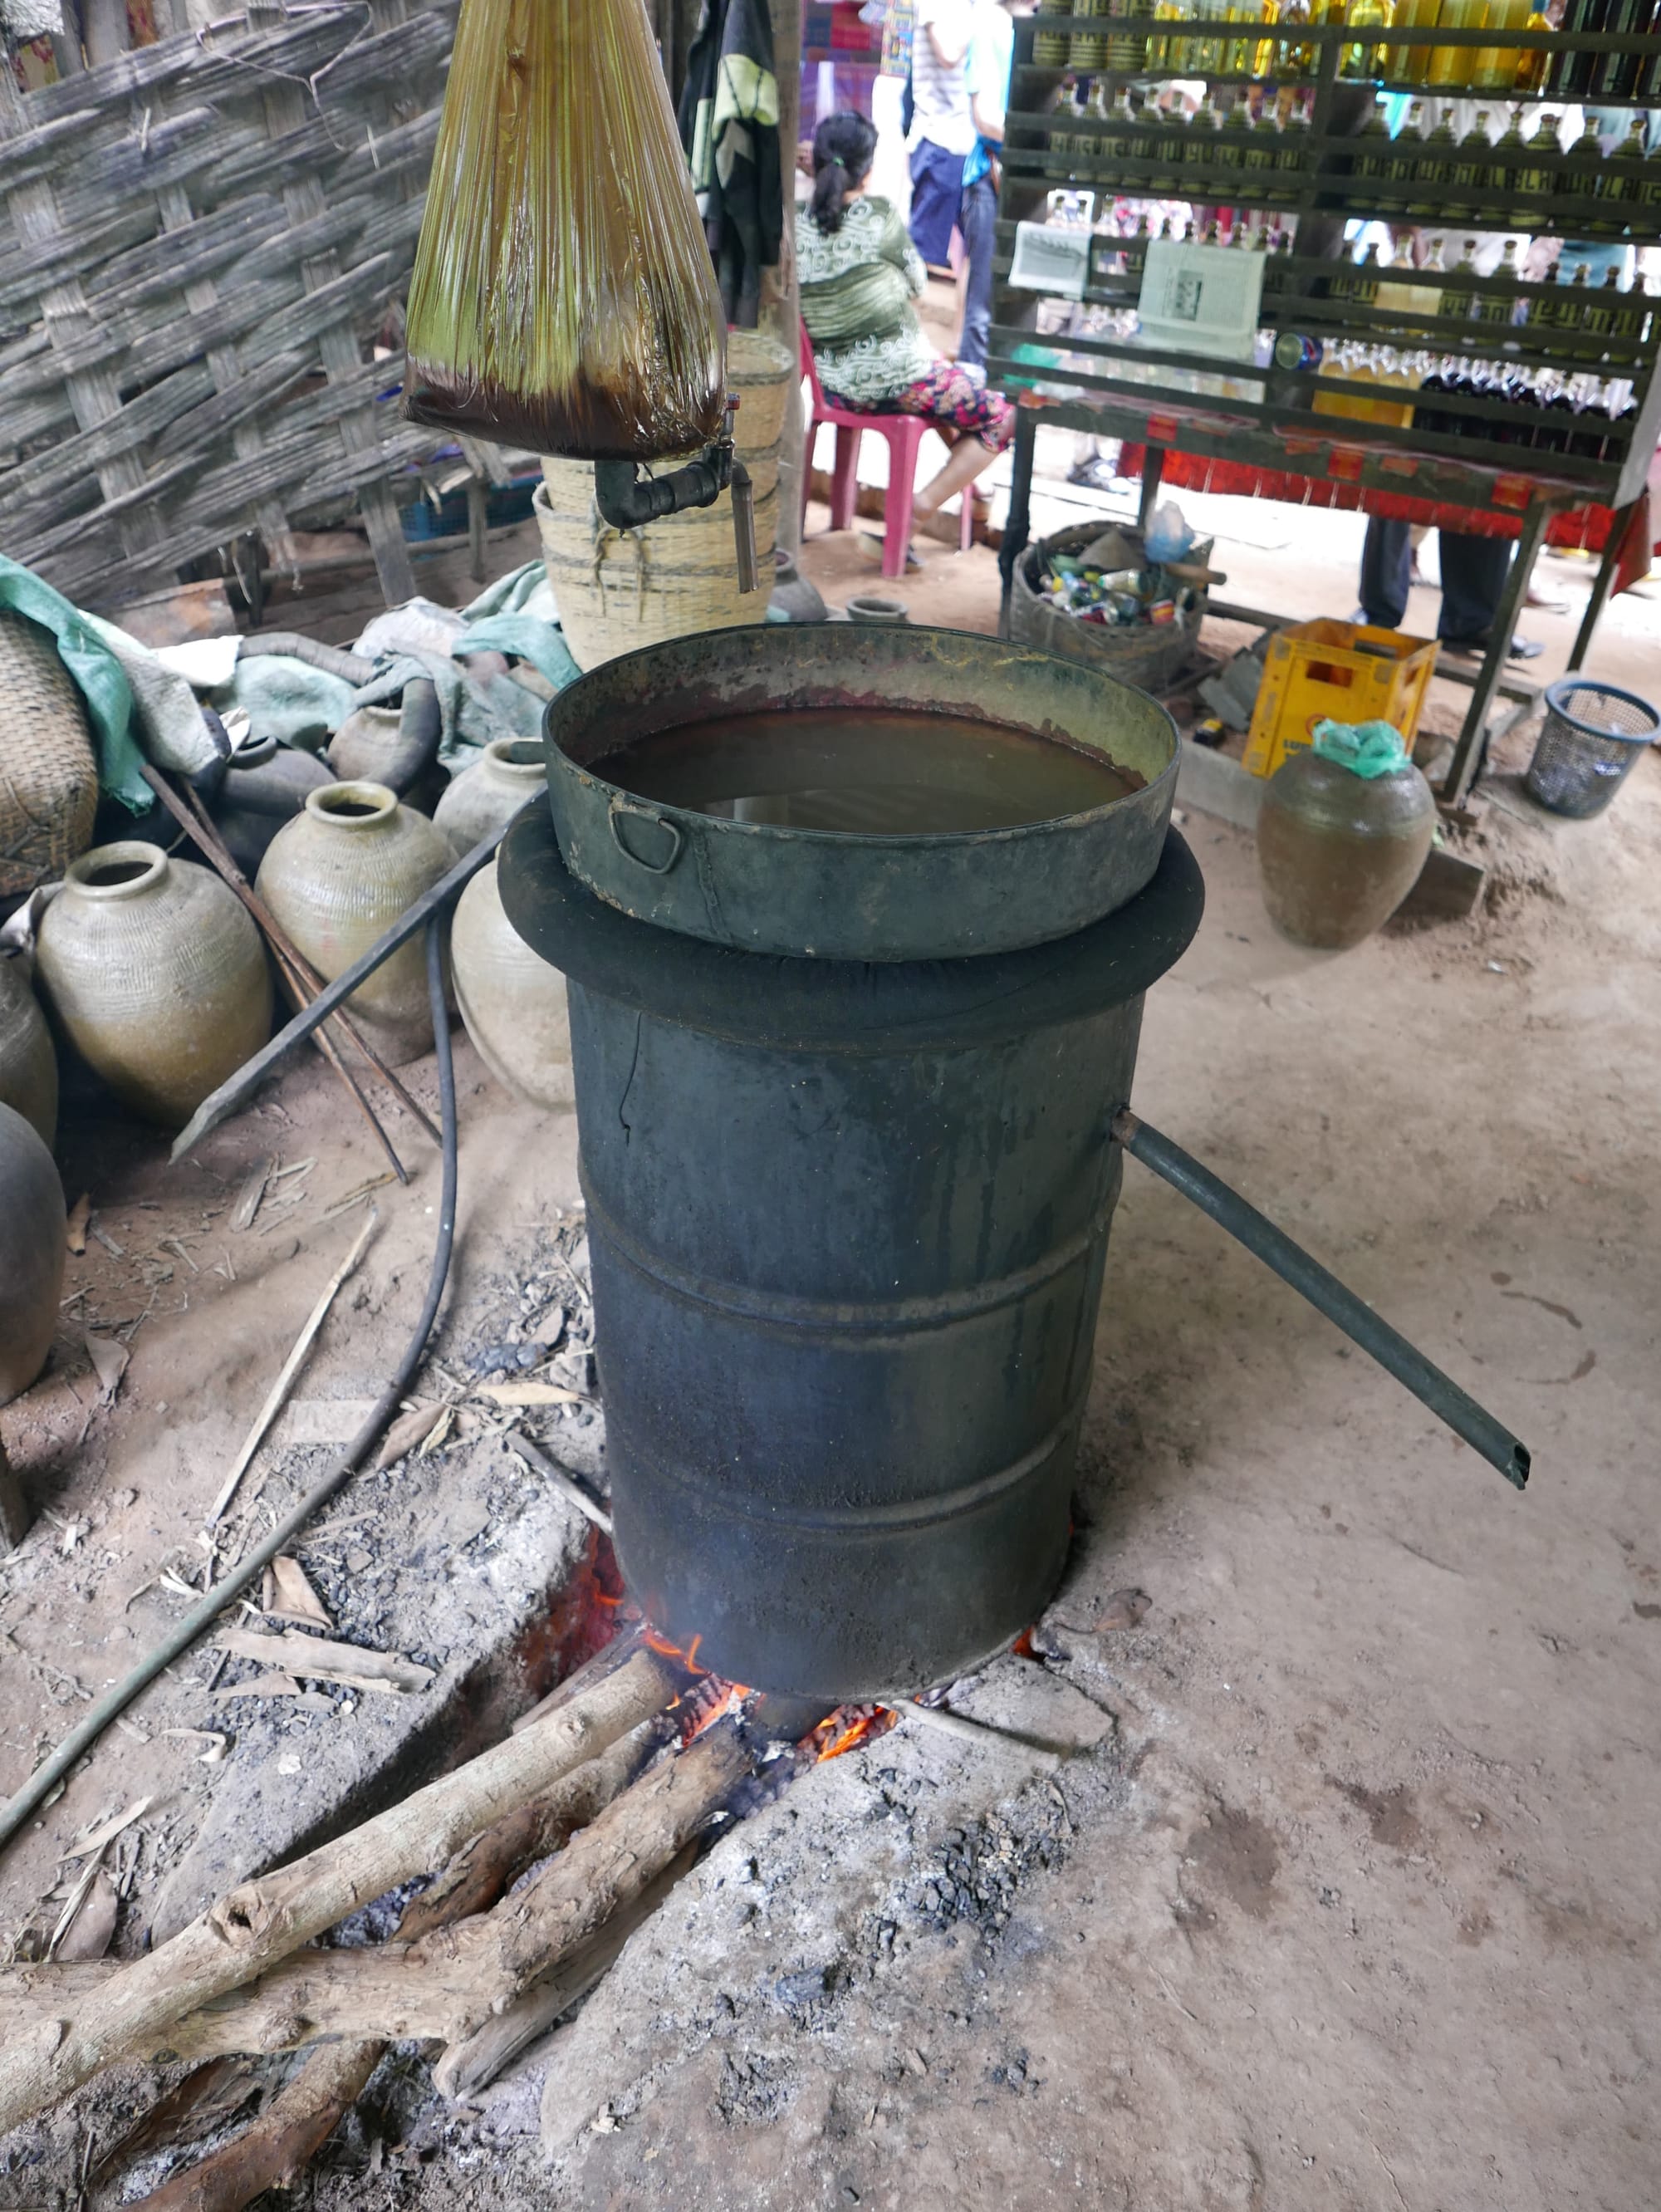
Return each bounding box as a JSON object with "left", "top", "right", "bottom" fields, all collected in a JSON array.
[
  {"left": 907, "top": 141, "right": 963, "bottom": 269},
  {"left": 904, "top": 364, "right": 1012, "bottom": 515},
  {"left": 914, "top": 431, "right": 997, "bottom": 517},
  {"left": 1437, "top": 531, "right": 1513, "bottom": 645},
  {"left": 958, "top": 174, "right": 997, "bottom": 372},
  {"left": 1360, "top": 517, "right": 1412, "bottom": 629}
]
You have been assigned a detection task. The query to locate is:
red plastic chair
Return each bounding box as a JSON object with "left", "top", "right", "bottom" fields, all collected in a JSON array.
[{"left": 799, "top": 321, "right": 975, "bottom": 581}]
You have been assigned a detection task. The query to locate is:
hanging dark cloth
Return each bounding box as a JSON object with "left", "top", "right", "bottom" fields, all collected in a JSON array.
[{"left": 678, "top": 0, "right": 783, "bottom": 326}]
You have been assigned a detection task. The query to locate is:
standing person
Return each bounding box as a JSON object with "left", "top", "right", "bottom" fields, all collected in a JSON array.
[
  {"left": 907, "top": 0, "right": 975, "bottom": 275},
  {"left": 799, "top": 112, "right": 1016, "bottom": 567},
  {"left": 958, "top": 0, "right": 1019, "bottom": 373}
]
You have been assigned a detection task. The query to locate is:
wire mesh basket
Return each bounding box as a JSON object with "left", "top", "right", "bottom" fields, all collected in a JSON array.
[{"left": 1525, "top": 678, "right": 1659, "bottom": 821}]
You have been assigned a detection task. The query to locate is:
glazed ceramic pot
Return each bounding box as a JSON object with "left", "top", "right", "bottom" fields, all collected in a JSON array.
[
  {"left": 434, "top": 738, "right": 547, "bottom": 860},
  {"left": 0, "top": 1101, "right": 66, "bottom": 1404},
  {"left": 36, "top": 843, "right": 272, "bottom": 1126},
  {"left": 0, "top": 957, "right": 56, "bottom": 1149},
  {"left": 1257, "top": 752, "right": 1436, "bottom": 950},
  {"left": 257, "top": 782, "right": 453, "bottom": 1064},
  {"left": 451, "top": 860, "right": 573, "bottom": 1110}
]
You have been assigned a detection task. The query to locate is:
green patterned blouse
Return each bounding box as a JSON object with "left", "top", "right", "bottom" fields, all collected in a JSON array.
[{"left": 797, "top": 195, "right": 938, "bottom": 406}]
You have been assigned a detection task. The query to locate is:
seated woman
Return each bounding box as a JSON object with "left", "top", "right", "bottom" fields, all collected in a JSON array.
[{"left": 797, "top": 111, "right": 1012, "bottom": 567}]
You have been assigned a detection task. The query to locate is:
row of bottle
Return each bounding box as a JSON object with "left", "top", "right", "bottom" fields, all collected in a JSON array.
[
  {"left": 1085, "top": 210, "right": 1652, "bottom": 356},
  {"left": 1050, "top": 83, "right": 1661, "bottom": 226},
  {"left": 1032, "top": 0, "right": 1661, "bottom": 98},
  {"left": 1412, "top": 361, "right": 1638, "bottom": 456}
]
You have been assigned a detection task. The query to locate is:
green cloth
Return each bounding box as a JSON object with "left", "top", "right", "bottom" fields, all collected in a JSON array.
[
  {"left": 797, "top": 196, "right": 935, "bottom": 405},
  {"left": 0, "top": 554, "right": 144, "bottom": 812},
  {"left": 1311, "top": 719, "right": 1409, "bottom": 778}
]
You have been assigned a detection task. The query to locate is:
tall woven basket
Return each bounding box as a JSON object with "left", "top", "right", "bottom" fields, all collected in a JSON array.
[
  {"left": 536, "top": 455, "right": 779, "bottom": 673},
  {"left": 0, "top": 611, "right": 99, "bottom": 900},
  {"left": 726, "top": 329, "right": 796, "bottom": 458}
]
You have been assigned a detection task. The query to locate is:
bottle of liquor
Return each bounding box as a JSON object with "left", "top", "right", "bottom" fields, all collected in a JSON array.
[
  {"left": 1534, "top": 260, "right": 1565, "bottom": 337},
  {"left": 1640, "top": 135, "right": 1661, "bottom": 213},
  {"left": 1341, "top": 0, "right": 1393, "bottom": 78},
  {"left": 1599, "top": 113, "right": 1649, "bottom": 231},
  {"left": 1388, "top": 97, "right": 1428, "bottom": 209},
  {"left": 1107, "top": 0, "right": 1154, "bottom": 71},
  {"left": 1244, "top": 96, "right": 1283, "bottom": 200},
  {"left": 1443, "top": 238, "right": 1480, "bottom": 320},
  {"left": 1548, "top": 0, "right": 1600, "bottom": 96},
  {"left": 1492, "top": 105, "right": 1529, "bottom": 193},
  {"left": 1449, "top": 110, "right": 1492, "bottom": 224},
  {"left": 1218, "top": 98, "right": 1252, "bottom": 168},
  {"left": 1351, "top": 239, "right": 1383, "bottom": 305},
  {"left": 1519, "top": 109, "right": 1561, "bottom": 202},
  {"left": 1561, "top": 260, "right": 1593, "bottom": 360},
  {"left": 1472, "top": 0, "right": 1527, "bottom": 89},
  {"left": 1590, "top": 0, "right": 1645, "bottom": 97},
  {"left": 1514, "top": 7, "right": 1552, "bottom": 92},
  {"left": 1354, "top": 101, "right": 1394, "bottom": 180},
  {"left": 1275, "top": 0, "right": 1316, "bottom": 76},
  {"left": 1428, "top": 0, "right": 1483, "bottom": 87},
  {"left": 1276, "top": 91, "right": 1311, "bottom": 207},
  {"left": 1581, "top": 267, "right": 1616, "bottom": 357},
  {"left": 1412, "top": 107, "right": 1459, "bottom": 216},
  {"left": 1476, "top": 237, "right": 1521, "bottom": 323},
  {"left": 1184, "top": 97, "right": 1222, "bottom": 180},
  {"left": 1392, "top": 0, "right": 1440, "bottom": 81}
]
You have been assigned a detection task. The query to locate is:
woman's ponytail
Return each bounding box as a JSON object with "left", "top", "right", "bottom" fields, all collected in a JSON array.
[{"left": 808, "top": 111, "right": 879, "bottom": 234}]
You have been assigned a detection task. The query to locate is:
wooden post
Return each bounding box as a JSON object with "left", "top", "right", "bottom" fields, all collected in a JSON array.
[{"left": 764, "top": 0, "right": 804, "bottom": 557}]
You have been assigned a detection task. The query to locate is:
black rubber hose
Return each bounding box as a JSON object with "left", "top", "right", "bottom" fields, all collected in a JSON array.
[
  {"left": 0, "top": 918, "right": 460, "bottom": 1856},
  {"left": 380, "top": 676, "right": 443, "bottom": 797},
  {"left": 238, "top": 634, "right": 376, "bottom": 687}
]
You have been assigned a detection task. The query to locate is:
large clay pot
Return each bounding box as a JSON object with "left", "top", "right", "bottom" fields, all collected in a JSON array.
[
  {"left": 0, "top": 957, "right": 56, "bottom": 1149},
  {"left": 769, "top": 548, "right": 827, "bottom": 624},
  {"left": 257, "top": 782, "right": 453, "bottom": 1064},
  {"left": 36, "top": 843, "right": 273, "bottom": 1126},
  {"left": 0, "top": 1101, "right": 66, "bottom": 1405},
  {"left": 451, "top": 860, "right": 573, "bottom": 1110},
  {"left": 1257, "top": 751, "right": 1436, "bottom": 950},
  {"left": 434, "top": 738, "right": 547, "bottom": 860}
]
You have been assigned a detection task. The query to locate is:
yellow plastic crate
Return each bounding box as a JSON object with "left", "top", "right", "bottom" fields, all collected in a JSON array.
[{"left": 1244, "top": 618, "right": 1438, "bottom": 778}]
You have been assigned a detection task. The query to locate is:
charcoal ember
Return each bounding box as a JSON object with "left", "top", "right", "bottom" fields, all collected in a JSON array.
[
  {"left": 773, "top": 1966, "right": 830, "bottom": 2008},
  {"left": 468, "top": 1338, "right": 548, "bottom": 1374}
]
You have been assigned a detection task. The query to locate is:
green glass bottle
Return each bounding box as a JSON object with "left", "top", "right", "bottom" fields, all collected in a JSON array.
[
  {"left": 1341, "top": 0, "right": 1393, "bottom": 78},
  {"left": 1355, "top": 102, "right": 1393, "bottom": 180},
  {"left": 1600, "top": 114, "right": 1648, "bottom": 230},
  {"left": 1520, "top": 110, "right": 1561, "bottom": 202},
  {"left": 1277, "top": 93, "right": 1311, "bottom": 206},
  {"left": 1492, "top": 108, "right": 1529, "bottom": 194},
  {"left": 1449, "top": 110, "right": 1492, "bottom": 224},
  {"left": 1388, "top": 97, "right": 1428, "bottom": 213},
  {"left": 1245, "top": 99, "right": 1283, "bottom": 202},
  {"left": 1218, "top": 99, "right": 1252, "bottom": 168},
  {"left": 1412, "top": 110, "right": 1458, "bottom": 215},
  {"left": 1442, "top": 238, "right": 1479, "bottom": 321}
]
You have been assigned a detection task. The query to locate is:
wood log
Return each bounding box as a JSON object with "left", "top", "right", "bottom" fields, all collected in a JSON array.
[
  {"left": 121, "top": 1724, "right": 659, "bottom": 2212},
  {"left": 0, "top": 1647, "right": 676, "bottom": 2136},
  {"left": 125, "top": 2041, "right": 381, "bottom": 2212},
  {"left": 5, "top": 1722, "right": 749, "bottom": 2068}
]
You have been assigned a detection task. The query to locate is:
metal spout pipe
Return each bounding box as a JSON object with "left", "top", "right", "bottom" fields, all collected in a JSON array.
[
  {"left": 590, "top": 393, "right": 757, "bottom": 592},
  {"left": 1111, "top": 1109, "right": 1531, "bottom": 1492}
]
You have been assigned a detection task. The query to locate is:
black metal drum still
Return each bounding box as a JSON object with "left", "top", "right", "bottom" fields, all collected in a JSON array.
[{"left": 502, "top": 627, "right": 1528, "bottom": 1701}]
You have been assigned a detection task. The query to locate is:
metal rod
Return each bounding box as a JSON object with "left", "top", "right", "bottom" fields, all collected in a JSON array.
[
  {"left": 1441, "top": 503, "right": 1553, "bottom": 812},
  {"left": 169, "top": 816, "right": 517, "bottom": 1161},
  {"left": 1566, "top": 503, "right": 1634, "bottom": 673},
  {"left": 1111, "top": 1110, "right": 1530, "bottom": 1491}
]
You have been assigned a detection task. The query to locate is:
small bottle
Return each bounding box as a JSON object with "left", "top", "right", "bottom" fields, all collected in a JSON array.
[
  {"left": 1218, "top": 98, "right": 1252, "bottom": 168},
  {"left": 1393, "top": 0, "right": 1440, "bottom": 81},
  {"left": 1600, "top": 113, "right": 1649, "bottom": 228},
  {"left": 1275, "top": 0, "right": 1316, "bottom": 76},
  {"left": 1244, "top": 97, "right": 1283, "bottom": 197},
  {"left": 1388, "top": 97, "right": 1428, "bottom": 198},
  {"left": 1561, "top": 261, "right": 1594, "bottom": 360},
  {"left": 1354, "top": 101, "right": 1394, "bottom": 179},
  {"left": 1547, "top": 0, "right": 1596, "bottom": 95},
  {"left": 1277, "top": 92, "right": 1311, "bottom": 205},
  {"left": 1442, "top": 238, "right": 1480, "bottom": 320},
  {"left": 1351, "top": 239, "right": 1382, "bottom": 305},
  {"left": 1411, "top": 109, "right": 1459, "bottom": 217},
  {"left": 1520, "top": 110, "right": 1561, "bottom": 201},
  {"left": 1449, "top": 110, "right": 1492, "bottom": 223},
  {"left": 1591, "top": 0, "right": 1647, "bottom": 99},
  {"left": 1184, "top": 98, "right": 1222, "bottom": 174}
]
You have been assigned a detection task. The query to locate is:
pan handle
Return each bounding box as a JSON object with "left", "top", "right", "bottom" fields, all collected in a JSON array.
[
  {"left": 608, "top": 797, "right": 684, "bottom": 876},
  {"left": 1110, "top": 1108, "right": 1530, "bottom": 1492}
]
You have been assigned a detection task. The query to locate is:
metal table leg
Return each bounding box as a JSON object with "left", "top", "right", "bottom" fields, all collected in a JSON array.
[
  {"left": 1138, "top": 444, "right": 1166, "bottom": 532},
  {"left": 998, "top": 407, "right": 1037, "bottom": 630},
  {"left": 1440, "top": 503, "right": 1551, "bottom": 812},
  {"left": 1565, "top": 500, "right": 1634, "bottom": 674}
]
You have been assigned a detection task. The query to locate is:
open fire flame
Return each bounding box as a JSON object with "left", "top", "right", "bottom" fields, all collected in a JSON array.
[{"left": 808, "top": 1704, "right": 899, "bottom": 1763}]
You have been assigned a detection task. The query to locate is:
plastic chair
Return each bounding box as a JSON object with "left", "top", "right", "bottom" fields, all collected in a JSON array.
[{"left": 799, "top": 321, "right": 975, "bottom": 581}]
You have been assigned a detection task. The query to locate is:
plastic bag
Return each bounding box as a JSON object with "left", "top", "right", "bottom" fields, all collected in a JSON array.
[
  {"left": 1142, "top": 500, "right": 1194, "bottom": 564},
  {"left": 404, "top": 0, "right": 727, "bottom": 461},
  {"left": 1311, "top": 719, "right": 1409, "bottom": 778}
]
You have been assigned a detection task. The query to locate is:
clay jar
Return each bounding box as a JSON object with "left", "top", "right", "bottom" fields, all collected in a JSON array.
[
  {"left": 0, "top": 957, "right": 56, "bottom": 1147},
  {"left": 0, "top": 1103, "right": 64, "bottom": 1405},
  {"left": 434, "top": 738, "right": 547, "bottom": 860},
  {"left": 210, "top": 736, "right": 336, "bottom": 875},
  {"left": 257, "top": 782, "right": 453, "bottom": 1064},
  {"left": 1257, "top": 751, "right": 1436, "bottom": 950},
  {"left": 451, "top": 861, "right": 573, "bottom": 1110},
  {"left": 36, "top": 842, "right": 272, "bottom": 1126}
]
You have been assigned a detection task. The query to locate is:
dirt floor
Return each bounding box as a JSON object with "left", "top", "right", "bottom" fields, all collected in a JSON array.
[{"left": 2, "top": 478, "right": 1659, "bottom": 2210}]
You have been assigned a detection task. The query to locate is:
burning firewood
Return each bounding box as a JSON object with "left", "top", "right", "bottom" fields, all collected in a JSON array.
[{"left": 0, "top": 1646, "right": 679, "bottom": 2136}]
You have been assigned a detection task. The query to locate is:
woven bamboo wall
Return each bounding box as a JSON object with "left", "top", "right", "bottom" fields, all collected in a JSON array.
[{"left": 0, "top": 0, "right": 461, "bottom": 610}]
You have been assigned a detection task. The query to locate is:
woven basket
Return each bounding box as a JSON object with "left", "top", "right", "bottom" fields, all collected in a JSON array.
[
  {"left": 1008, "top": 522, "right": 1211, "bottom": 692},
  {"left": 726, "top": 329, "right": 796, "bottom": 456},
  {"left": 0, "top": 611, "right": 99, "bottom": 900},
  {"left": 537, "top": 454, "right": 779, "bottom": 672}
]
